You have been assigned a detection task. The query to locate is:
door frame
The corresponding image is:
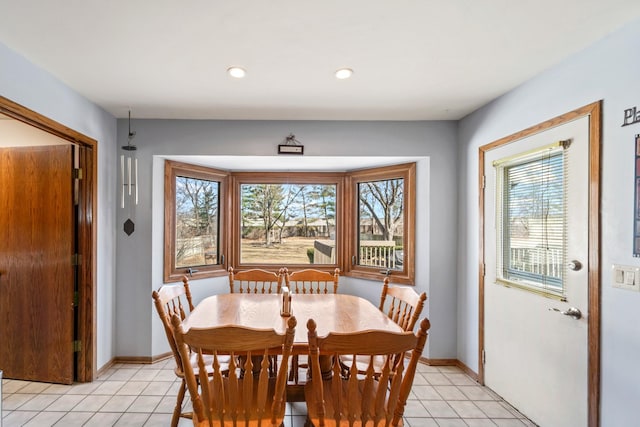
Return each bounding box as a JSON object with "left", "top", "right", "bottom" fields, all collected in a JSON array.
[
  {"left": 478, "top": 101, "right": 601, "bottom": 427},
  {"left": 0, "top": 95, "right": 97, "bottom": 382}
]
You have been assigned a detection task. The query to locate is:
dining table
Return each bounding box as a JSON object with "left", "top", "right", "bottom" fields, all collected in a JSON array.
[{"left": 181, "top": 292, "right": 404, "bottom": 401}]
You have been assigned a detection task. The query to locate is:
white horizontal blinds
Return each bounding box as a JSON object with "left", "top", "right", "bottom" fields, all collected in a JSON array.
[{"left": 494, "top": 142, "right": 568, "bottom": 298}]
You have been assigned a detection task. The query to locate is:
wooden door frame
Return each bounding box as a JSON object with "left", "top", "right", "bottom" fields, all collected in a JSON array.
[
  {"left": 0, "top": 95, "right": 96, "bottom": 382},
  {"left": 478, "top": 101, "right": 601, "bottom": 427}
]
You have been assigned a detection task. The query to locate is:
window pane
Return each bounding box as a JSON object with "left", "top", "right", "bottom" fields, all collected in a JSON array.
[
  {"left": 175, "top": 176, "right": 220, "bottom": 268},
  {"left": 357, "top": 178, "right": 404, "bottom": 271},
  {"left": 500, "top": 151, "right": 565, "bottom": 293},
  {"left": 240, "top": 183, "right": 336, "bottom": 264}
]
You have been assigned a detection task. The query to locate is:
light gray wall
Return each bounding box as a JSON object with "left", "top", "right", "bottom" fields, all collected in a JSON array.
[
  {"left": 457, "top": 18, "right": 640, "bottom": 426},
  {"left": 114, "top": 120, "right": 458, "bottom": 360},
  {"left": 0, "top": 42, "right": 118, "bottom": 370}
]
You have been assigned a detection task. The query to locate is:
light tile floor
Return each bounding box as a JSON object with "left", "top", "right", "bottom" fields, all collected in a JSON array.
[{"left": 2, "top": 359, "right": 537, "bottom": 426}]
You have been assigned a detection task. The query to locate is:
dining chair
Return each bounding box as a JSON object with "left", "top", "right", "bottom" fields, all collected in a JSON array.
[
  {"left": 228, "top": 266, "right": 283, "bottom": 294},
  {"left": 171, "top": 313, "right": 297, "bottom": 427},
  {"left": 152, "top": 276, "right": 203, "bottom": 427},
  {"left": 378, "top": 276, "right": 427, "bottom": 332},
  {"left": 284, "top": 268, "right": 340, "bottom": 385},
  {"left": 338, "top": 277, "right": 427, "bottom": 379},
  {"left": 284, "top": 268, "right": 340, "bottom": 294},
  {"left": 304, "top": 317, "right": 430, "bottom": 427}
]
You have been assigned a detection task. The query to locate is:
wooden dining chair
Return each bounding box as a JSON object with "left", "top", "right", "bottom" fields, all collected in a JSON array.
[
  {"left": 152, "top": 276, "right": 202, "bottom": 427},
  {"left": 283, "top": 268, "right": 340, "bottom": 385},
  {"left": 304, "top": 317, "right": 430, "bottom": 427},
  {"left": 284, "top": 268, "right": 340, "bottom": 294},
  {"left": 228, "top": 267, "right": 283, "bottom": 294},
  {"left": 172, "top": 313, "right": 297, "bottom": 427},
  {"left": 338, "top": 277, "right": 427, "bottom": 380},
  {"left": 379, "top": 276, "right": 427, "bottom": 332}
]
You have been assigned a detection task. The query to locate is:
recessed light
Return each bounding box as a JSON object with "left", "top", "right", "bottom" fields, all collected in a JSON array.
[
  {"left": 227, "top": 67, "right": 246, "bottom": 78},
  {"left": 335, "top": 68, "right": 353, "bottom": 79}
]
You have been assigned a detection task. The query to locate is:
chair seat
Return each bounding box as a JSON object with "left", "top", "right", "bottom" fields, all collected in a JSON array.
[
  {"left": 176, "top": 352, "right": 230, "bottom": 378},
  {"left": 337, "top": 354, "right": 388, "bottom": 378},
  {"left": 304, "top": 379, "right": 404, "bottom": 427}
]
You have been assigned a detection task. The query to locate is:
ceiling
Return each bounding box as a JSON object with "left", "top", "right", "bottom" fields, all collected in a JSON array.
[{"left": 1, "top": 1, "right": 640, "bottom": 121}]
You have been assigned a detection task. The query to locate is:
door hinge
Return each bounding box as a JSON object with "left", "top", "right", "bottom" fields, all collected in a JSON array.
[
  {"left": 482, "top": 349, "right": 486, "bottom": 365},
  {"left": 73, "top": 291, "right": 79, "bottom": 307},
  {"left": 481, "top": 175, "right": 486, "bottom": 189},
  {"left": 72, "top": 168, "right": 83, "bottom": 179},
  {"left": 482, "top": 263, "right": 486, "bottom": 277},
  {"left": 73, "top": 340, "right": 82, "bottom": 352},
  {"left": 72, "top": 254, "right": 82, "bottom": 266}
]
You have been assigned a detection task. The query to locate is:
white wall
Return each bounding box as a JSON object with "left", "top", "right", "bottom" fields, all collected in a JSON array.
[
  {"left": 0, "top": 42, "right": 118, "bottom": 370},
  {"left": 457, "top": 18, "right": 640, "bottom": 426},
  {"left": 113, "top": 119, "right": 458, "bottom": 360}
]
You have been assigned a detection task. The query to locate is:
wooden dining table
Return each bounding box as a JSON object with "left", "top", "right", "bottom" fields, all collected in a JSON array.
[
  {"left": 182, "top": 293, "right": 403, "bottom": 401},
  {"left": 183, "top": 293, "right": 403, "bottom": 352}
]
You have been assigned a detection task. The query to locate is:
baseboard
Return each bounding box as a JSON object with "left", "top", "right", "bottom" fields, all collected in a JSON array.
[
  {"left": 453, "top": 359, "right": 479, "bottom": 382},
  {"left": 96, "top": 353, "right": 173, "bottom": 377},
  {"left": 420, "top": 357, "right": 458, "bottom": 366},
  {"left": 420, "top": 357, "right": 479, "bottom": 382},
  {"left": 115, "top": 353, "right": 173, "bottom": 365},
  {"left": 96, "top": 358, "right": 112, "bottom": 378}
]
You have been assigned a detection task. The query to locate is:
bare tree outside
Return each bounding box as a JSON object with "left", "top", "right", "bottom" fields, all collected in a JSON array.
[
  {"left": 240, "top": 183, "right": 336, "bottom": 264},
  {"left": 175, "top": 176, "right": 219, "bottom": 267},
  {"left": 358, "top": 178, "right": 404, "bottom": 269}
]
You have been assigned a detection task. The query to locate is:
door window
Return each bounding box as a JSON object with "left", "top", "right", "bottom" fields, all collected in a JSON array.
[{"left": 494, "top": 142, "right": 568, "bottom": 299}]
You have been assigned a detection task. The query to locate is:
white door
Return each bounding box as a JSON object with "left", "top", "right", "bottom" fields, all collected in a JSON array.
[{"left": 483, "top": 116, "right": 590, "bottom": 427}]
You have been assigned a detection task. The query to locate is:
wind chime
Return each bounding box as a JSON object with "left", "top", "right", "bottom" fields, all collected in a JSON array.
[{"left": 121, "top": 110, "right": 138, "bottom": 235}]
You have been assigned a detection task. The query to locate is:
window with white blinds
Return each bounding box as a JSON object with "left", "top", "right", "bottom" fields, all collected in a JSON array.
[{"left": 494, "top": 142, "right": 568, "bottom": 299}]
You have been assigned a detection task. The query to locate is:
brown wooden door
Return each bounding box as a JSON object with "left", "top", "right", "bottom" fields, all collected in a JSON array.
[{"left": 0, "top": 144, "right": 75, "bottom": 384}]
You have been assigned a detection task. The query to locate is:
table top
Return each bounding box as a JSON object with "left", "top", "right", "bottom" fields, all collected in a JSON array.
[{"left": 182, "top": 293, "right": 403, "bottom": 348}]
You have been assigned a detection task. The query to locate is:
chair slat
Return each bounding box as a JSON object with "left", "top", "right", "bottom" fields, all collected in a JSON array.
[
  {"left": 284, "top": 268, "right": 340, "bottom": 295},
  {"left": 227, "top": 356, "right": 239, "bottom": 424},
  {"left": 228, "top": 267, "right": 283, "bottom": 294}
]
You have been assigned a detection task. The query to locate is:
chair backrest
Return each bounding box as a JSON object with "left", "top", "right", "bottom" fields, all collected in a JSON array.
[
  {"left": 379, "top": 277, "right": 427, "bottom": 332},
  {"left": 172, "top": 314, "right": 297, "bottom": 426},
  {"left": 306, "top": 317, "right": 430, "bottom": 427},
  {"left": 228, "top": 267, "right": 283, "bottom": 294},
  {"left": 152, "top": 276, "right": 195, "bottom": 374},
  {"left": 284, "top": 268, "right": 340, "bottom": 294}
]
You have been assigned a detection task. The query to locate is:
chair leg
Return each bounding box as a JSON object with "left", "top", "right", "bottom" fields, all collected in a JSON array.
[
  {"left": 289, "top": 355, "right": 299, "bottom": 383},
  {"left": 171, "top": 378, "right": 187, "bottom": 427}
]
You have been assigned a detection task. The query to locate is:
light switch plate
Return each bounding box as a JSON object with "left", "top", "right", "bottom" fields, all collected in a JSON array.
[{"left": 611, "top": 264, "right": 640, "bottom": 291}]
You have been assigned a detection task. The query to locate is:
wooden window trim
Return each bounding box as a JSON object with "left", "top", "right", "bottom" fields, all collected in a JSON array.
[
  {"left": 229, "top": 172, "right": 345, "bottom": 271},
  {"left": 163, "top": 162, "right": 416, "bottom": 285},
  {"left": 345, "top": 162, "right": 416, "bottom": 284},
  {"left": 163, "top": 160, "right": 229, "bottom": 282}
]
